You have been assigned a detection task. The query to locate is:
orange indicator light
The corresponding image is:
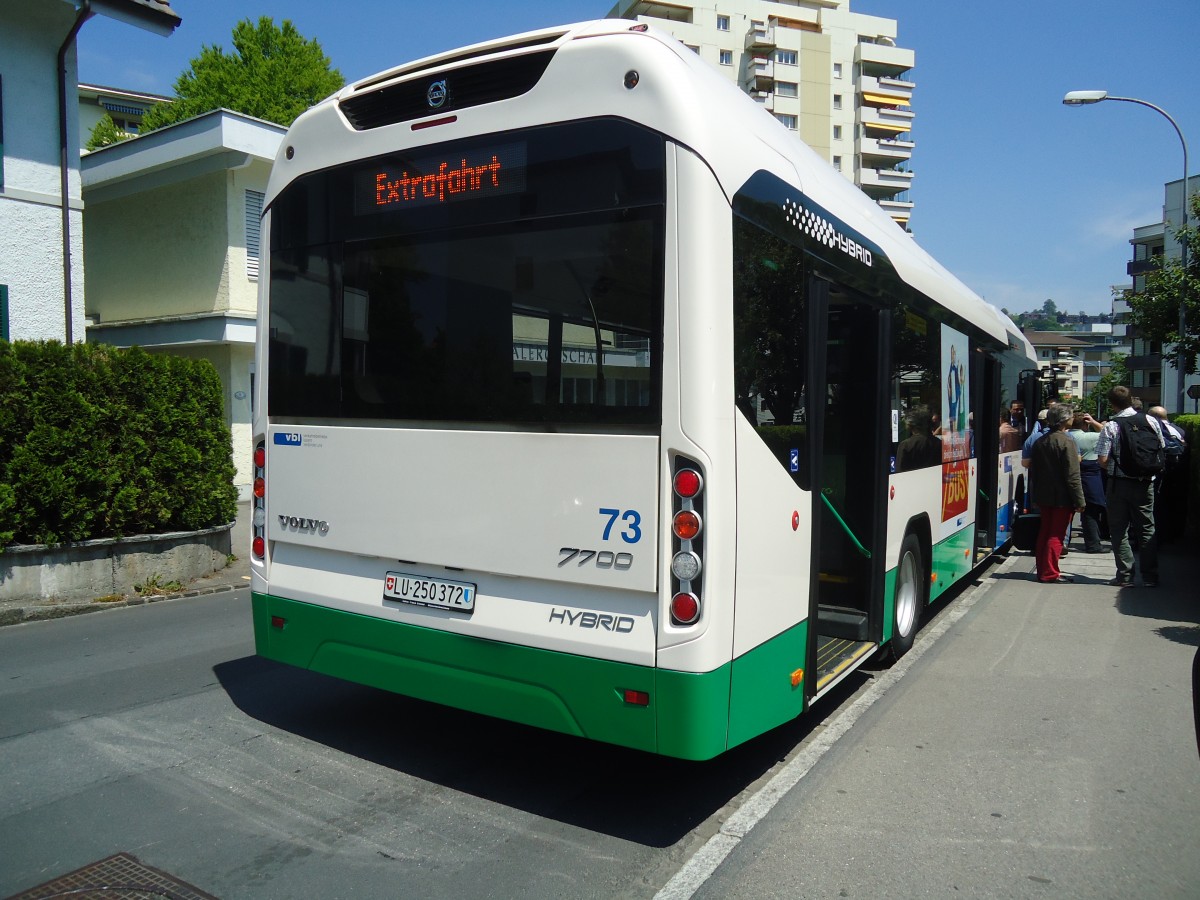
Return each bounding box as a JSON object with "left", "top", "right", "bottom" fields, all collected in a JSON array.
[
  {"left": 673, "top": 510, "right": 701, "bottom": 540},
  {"left": 790, "top": 668, "right": 804, "bottom": 688}
]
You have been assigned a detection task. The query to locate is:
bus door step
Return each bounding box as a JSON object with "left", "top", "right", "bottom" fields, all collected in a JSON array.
[
  {"left": 816, "top": 604, "right": 869, "bottom": 641},
  {"left": 815, "top": 636, "right": 876, "bottom": 696}
]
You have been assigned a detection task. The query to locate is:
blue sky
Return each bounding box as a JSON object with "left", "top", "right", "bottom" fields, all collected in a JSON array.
[{"left": 77, "top": 0, "right": 1199, "bottom": 316}]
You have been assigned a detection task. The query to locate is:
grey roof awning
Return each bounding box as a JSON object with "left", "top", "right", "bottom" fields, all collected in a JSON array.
[{"left": 88, "top": 0, "right": 182, "bottom": 37}]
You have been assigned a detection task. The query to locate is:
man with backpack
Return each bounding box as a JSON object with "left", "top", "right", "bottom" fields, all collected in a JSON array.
[{"left": 1096, "top": 385, "right": 1166, "bottom": 587}]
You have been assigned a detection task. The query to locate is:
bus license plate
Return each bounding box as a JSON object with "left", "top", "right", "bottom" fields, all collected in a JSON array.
[{"left": 383, "top": 571, "right": 476, "bottom": 613}]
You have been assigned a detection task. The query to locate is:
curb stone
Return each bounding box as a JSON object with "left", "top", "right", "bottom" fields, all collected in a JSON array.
[{"left": 0, "top": 581, "right": 245, "bottom": 628}]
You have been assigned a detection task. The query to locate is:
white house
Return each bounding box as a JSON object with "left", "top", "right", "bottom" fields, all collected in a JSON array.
[
  {"left": 0, "top": 0, "right": 180, "bottom": 343},
  {"left": 78, "top": 83, "right": 171, "bottom": 148},
  {"left": 82, "top": 109, "right": 285, "bottom": 498}
]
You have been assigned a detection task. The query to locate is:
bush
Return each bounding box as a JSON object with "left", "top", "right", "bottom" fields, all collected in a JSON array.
[
  {"left": 0, "top": 340, "right": 237, "bottom": 547},
  {"left": 1174, "top": 413, "right": 1200, "bottom": 538}
]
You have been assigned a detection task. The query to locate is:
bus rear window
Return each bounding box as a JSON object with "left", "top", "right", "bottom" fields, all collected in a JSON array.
[{"left": 267, "top": 120, "right": 664, "bottom": 427}]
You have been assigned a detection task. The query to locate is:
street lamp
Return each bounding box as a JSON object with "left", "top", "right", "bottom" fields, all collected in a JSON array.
[{"left": 1063, "top": 90, "right": 1192, "bottom": 413}]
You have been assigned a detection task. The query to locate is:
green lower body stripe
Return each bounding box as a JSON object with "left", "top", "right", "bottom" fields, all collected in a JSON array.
[{"left": 252, "top": 593, "right": 809, "bottom": 760}]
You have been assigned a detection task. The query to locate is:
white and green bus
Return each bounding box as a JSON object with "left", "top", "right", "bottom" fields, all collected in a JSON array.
[{"left": 251, "top": 20, "right": 1038, "bottom": 760}]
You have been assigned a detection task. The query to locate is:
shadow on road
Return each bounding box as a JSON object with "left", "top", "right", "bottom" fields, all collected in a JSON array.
[{"left": 213, "top": 653, "right": 870, "bottom": 848}]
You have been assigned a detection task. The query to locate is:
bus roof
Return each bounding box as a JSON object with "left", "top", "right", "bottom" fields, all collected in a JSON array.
[{"left": 274, "top": 19, "right": 1007, "bottom": 344}]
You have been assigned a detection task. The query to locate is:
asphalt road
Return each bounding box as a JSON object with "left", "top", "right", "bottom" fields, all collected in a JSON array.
[
  {"left": 3, "top": 551, "right": 1196, "bottom": 899},
  {"left": 0, "top": 589, "right": 863, "bottom": 899}
]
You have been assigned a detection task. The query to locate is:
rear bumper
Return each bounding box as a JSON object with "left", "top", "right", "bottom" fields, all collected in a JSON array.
[{"left": 252, "top": 592, "right": 734, "bottom": 759}]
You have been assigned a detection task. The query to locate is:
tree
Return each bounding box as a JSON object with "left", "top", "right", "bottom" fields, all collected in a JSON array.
[
  {"left": 1125, "top": 192, "right": 1200, "bottom": 375},
  {"left": 1084, "top": 353, "right": 1129, "bottom": 418},
  {"left": 85, "top": 114, "right": 134, "bottom": 151},
  {"left": 140, "top": 17, "right": 343, "bottom": 132}
]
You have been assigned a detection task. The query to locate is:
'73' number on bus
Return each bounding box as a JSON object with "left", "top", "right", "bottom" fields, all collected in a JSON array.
[{"left": 598, "top": 508, "right": 642, "bottom": 544}]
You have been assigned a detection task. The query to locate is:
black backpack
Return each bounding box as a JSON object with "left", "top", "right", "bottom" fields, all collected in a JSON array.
[{"left": 1114, "top": 413, "right": 1165, "bottom": 478}]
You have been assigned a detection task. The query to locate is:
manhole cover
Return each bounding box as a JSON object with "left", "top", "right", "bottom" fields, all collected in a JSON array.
[{"left": 7, "top": 852, "right": 218, "bottom": 899}]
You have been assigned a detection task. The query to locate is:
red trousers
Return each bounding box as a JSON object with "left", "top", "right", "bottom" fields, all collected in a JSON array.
[{"left": 1036, "top": 505, "right": 1075, "bottom": 581}]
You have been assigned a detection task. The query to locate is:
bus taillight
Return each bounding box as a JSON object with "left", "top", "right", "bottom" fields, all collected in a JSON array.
[
  {"left": 673, "top": 468, "right": 703, "bottom": 499},
  {"left": 252, "top": 440, "right": 266, "bottom": 560},
  {"left": 670, "top": 457, "right": 704, "bottom": 626},
  {"left": 670, "top": 592, "right": 700, "bottom": 624},
  {"left": 672, "top": 509, "right": 701, "bottom": 541}
]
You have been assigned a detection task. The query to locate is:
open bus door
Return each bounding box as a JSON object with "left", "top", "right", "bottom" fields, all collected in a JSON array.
[
  {"left": 807, "top": 280, "right": 886, "bottom": 699},
  {"left": 973, "top": 350, "right": 1000, "bottom": 560}
]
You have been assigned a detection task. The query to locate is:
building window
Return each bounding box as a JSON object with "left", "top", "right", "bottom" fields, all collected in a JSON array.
[
  {"left": 833, "top": 156, "right": 842, "bottom": 171},
  {"left": 833, "top": 62, "right": 843, "bottom": 79},
  {"left": 775, "top": 81, "right": 798, "bottom": 97},
  {"left": 719, "top": 49, "right": 733, "bottom": 66},
  {"left": 775, "top": 49, "right": 797, "bottom": 66},
  {"left": 686, "top": 44, "right": 700, "bottom": 54},
  {"left": 833, "top": 94, "right": 842, "bottom": 110},
  {"left": 717, "top": 14, "right": 730, "bottom": 30},
  {"left": 775, "top": 113, "right": 797, "bottom": 130},
  {"left": 1132, "top": 370, "right": 1145, "bottom": 388},
  {"left": 245, "top": 190, "right": 264, "bottom": 279},
  {"left": 833, "top": 125, "right": 842, "bottom": 140},
  {"left": 0, "top": 284, "right": 8, "bottom": 341}
]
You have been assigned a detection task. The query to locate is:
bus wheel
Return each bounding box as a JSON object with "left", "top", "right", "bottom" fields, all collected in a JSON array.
[{"left": 887, "top": 533, "right": 925, "bottom": 661}]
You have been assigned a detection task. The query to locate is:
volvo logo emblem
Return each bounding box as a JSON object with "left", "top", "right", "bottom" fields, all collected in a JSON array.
[{"left": 427, "top": 80, "right": 448, "bottom": 109}]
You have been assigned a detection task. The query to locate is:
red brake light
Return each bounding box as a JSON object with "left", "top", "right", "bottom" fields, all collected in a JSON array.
[
  {"left": 254, "top": 446, "right": 266, "bottom": 468},
  {"left": 674, "top": 468, "right": 702, "bottom": 498},
  {"left": 671, "top": 592, "right": 700, "bottom": 624},
  {"left": 253, "top": 477, "right": 265, "bottom": 499},
  {"left": 253, "top": 536, "right": 265, "bottom": 559}
]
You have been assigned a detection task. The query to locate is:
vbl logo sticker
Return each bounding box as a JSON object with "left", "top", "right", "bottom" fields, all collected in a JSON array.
[{"left": 273, "top": 432, "right": 301, "bottom": 446}]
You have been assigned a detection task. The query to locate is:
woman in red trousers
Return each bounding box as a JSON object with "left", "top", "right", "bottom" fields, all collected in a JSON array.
[{"left": 1030, "top": 404, "right": 1086, "bottom": 583}]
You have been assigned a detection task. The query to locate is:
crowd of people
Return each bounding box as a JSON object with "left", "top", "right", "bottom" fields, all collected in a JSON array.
[{"left": 1015, "top": 386, "right": 1189, "bottom": 586}]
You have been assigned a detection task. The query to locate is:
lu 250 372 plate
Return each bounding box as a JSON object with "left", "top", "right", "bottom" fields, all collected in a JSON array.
[{"left": 384, "top": 571, "right": 476, "bottom": 613}]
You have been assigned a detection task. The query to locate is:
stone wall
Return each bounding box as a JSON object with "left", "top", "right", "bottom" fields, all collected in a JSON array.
[{"left": 0, "top": 524, "right": 232, "bottom": 603}]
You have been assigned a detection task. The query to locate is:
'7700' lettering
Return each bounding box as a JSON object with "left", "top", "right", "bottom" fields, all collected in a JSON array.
[{"left": 559, "top": 549, "right": 633, "bottom": 570}]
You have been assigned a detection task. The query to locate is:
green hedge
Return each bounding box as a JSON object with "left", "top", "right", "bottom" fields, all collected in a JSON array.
[
  {"left": 1174, "top": 414, "right": 1200, "bottom": 538},
  {"left": 0, "top": 340, "right": 237, "bottom": 547}
]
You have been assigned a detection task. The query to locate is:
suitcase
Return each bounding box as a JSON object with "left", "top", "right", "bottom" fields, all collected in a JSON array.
[{"left": 1012, "top": 512, "right": 1041, "bottom": 552}]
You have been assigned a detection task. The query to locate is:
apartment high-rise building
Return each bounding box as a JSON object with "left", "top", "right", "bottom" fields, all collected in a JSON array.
[{"left": 607, "top": 0, "right": 915, "bottom": 229}]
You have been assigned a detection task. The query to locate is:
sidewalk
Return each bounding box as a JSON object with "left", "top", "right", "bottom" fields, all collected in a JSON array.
[
  {"left": 0, "top": 501, "right": 251, "bottom": 627},
  {"left": 687, "top": 533, "right": 1200, "bottom": 899}
]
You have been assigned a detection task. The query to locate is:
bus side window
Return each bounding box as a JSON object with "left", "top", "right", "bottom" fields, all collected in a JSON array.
[
  {"left": 732, "top": 214, "right": 811, "bottom": 490},
  {"left": 890, "top": 305, "right": 940, "bottom": 470}
]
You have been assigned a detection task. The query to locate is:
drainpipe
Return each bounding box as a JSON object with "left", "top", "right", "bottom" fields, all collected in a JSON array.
[{"left": 58, "top": 0, "right": 94, "bottom": 344}]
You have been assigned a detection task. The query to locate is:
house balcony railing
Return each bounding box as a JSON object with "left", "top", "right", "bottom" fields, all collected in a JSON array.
[
  {"left": 859, "top": 167, "right": 914, "bottom": 191},
  {"left": 855, "top": 40, "right": 915, "bottom": 74},
  {"left": 742, "top": 56, "right": 774, "bottom": 93},
  {"left": 859, "top": 136, "right": 914, "bottom": 162},
  {"left": 859, "top": 74, "right": 913, "bottom": 107},
  {"left": 748, "top": 89, "right": 774, "bottom": 111},
  {"left": 1127, "top": 258, "right": 1159, "bottom": 276},
  {"left": 745, "top": 20, "right": 775, "bottom": 52},
  {"left": 859, "top": 105, "right": 914, "bottom": 137}
]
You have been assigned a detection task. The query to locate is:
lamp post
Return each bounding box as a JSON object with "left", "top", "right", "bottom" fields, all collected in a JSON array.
[{"left": 1063, "top": 90, "right": 1191, "bottom": 413}]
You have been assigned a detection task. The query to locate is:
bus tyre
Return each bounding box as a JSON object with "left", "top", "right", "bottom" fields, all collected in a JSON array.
[{"left": 888, "top": 533, "right": 925, "bottom": 661}]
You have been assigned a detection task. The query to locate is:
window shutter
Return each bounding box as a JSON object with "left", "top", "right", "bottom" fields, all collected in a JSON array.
[{"left": 245, "top": 190, "right": 264, "bottom": 279}]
